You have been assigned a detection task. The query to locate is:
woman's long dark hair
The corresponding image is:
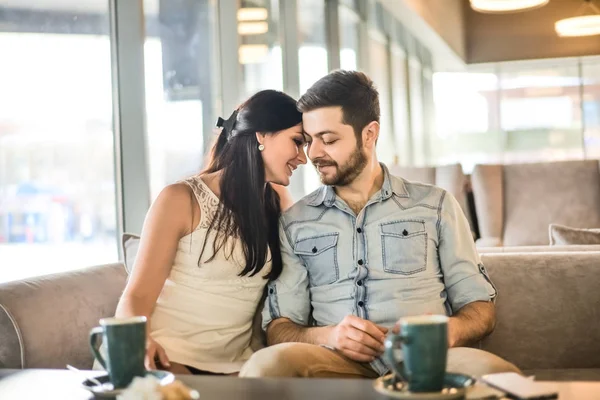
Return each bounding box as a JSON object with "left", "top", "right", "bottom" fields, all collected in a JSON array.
[{"left": 200, "top": 90, "right": 302, "bottom": 281}]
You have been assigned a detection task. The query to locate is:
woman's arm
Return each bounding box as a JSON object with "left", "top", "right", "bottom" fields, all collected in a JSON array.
[{"left": 115, "top": 183, "right": 198, "bottom": 367}]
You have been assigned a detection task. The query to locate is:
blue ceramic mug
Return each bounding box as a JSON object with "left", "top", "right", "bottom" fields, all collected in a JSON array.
[
  {"left": 89, "top": 316, "right": 147, "bottom": 389},
  {"left": 384, "top": 315, "right": 449, "bottom": 393}
]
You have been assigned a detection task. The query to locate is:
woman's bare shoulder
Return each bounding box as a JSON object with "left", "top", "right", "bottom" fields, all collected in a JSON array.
[{"left": 149, "top": 182, "right": 200, "bottom": 235}]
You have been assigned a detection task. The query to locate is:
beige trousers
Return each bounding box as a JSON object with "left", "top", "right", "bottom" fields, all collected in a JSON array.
[{"left": 239, "top": 343, "right": 521, "bottom": 379}]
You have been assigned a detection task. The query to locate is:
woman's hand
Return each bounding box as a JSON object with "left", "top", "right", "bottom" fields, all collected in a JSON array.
[{"left": 145, "top": 336, "right": 170, "bottom": 370}]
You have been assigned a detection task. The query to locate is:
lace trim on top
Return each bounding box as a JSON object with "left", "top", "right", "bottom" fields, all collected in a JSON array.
[{"left": 181, "top": 175, "right": 220, "bottom": 230}]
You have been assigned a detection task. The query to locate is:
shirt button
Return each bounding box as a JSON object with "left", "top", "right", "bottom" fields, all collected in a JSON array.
[
  {"left": 269, "top": 288, "right": 274, "bottom": 294},
  {"left": 356, "top": 228, "right": 362, "bottom": 233},
  {"left": 357, "top": 280, "right": 363, "bottom": 286},
  {"left": 312, "top": 246, "right": 318, "bottom": 253},
  {"left": 358, "top": 259, "right": 364, "bottom": 265},
  {"left": 358, "top": 301, "right": 364, "bottom": 307},
  {"left": 402, "top": 229, "right": 408, "bottom": 236}
]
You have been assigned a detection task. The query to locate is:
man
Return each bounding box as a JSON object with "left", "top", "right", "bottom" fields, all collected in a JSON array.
[{"left": 239, "top": 70, "right": 519, "bottom": 378}]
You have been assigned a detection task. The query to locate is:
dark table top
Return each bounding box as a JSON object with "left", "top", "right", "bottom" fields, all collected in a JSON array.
[
  {"left": 1, "top": 369, "right": 600, "bottom": 400},
  {"left": 0, "top": 369, "right": 386, "bottom": 400}
]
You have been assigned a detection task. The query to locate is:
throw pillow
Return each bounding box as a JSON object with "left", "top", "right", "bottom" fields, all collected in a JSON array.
[
  {"left": 549, "top": 224, "right": 600, "bottom": 246},
  {"left": 122, "top": 233, "right": 141, "bottom": 275}
]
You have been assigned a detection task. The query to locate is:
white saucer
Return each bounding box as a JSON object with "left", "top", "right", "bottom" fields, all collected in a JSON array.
[
  {"left": 81, "top": 370, "right": 175, "bottom": 398},
  {"left": 373, "top": 373, "right": 472, "bottom": 400}
]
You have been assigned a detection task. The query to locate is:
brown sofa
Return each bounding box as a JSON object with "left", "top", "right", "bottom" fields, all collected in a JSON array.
[
  {"left": 1, "top": 252, "right": 599, "bottom": 381},
  {"left": 471, "top": 160, "right": 600, "bottom": 247}
]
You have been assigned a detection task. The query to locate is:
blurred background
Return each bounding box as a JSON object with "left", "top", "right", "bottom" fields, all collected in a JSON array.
[{"left": 0, "top": 0, "right": 599, "bottom": 282}]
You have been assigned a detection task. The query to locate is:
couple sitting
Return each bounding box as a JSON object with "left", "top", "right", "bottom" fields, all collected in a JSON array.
[{"left": 115, "top": 70, "right": 520, "bottom": 378}]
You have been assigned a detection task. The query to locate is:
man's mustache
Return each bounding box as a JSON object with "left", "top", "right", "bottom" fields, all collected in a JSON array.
[{"left": 312, "top": 159, "right": 337, "bottom": 167}]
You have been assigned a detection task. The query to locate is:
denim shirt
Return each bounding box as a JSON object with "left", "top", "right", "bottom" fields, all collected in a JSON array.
[{"left": 263, "top": 164, "right": 497, "bottom": 375}]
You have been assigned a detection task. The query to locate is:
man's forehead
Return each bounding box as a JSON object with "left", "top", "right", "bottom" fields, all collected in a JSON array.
[
  {"left": 302, "top": 108, "right": 344, "bottom": 135},
  {"left": 302, "top": 106, "right": 343, "bottom": 120}
]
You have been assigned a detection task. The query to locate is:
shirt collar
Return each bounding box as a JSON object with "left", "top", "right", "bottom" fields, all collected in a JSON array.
[{"left": 307, "top": 163, "right": 409, "bottom": 207}]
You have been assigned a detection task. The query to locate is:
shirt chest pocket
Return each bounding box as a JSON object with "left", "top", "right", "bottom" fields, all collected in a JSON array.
[
  {"left": 380, "top": 220, "right": 427, "bottom": 275},
  {"left": 294, "top": 233, "right": 339, "bottom": 286}
]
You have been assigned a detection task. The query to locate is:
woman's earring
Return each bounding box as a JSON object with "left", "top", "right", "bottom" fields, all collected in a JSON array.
[{"left": 258, "top": 144, "right": 265, "bottom": 151}]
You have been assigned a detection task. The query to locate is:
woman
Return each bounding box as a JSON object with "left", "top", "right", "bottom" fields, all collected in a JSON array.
[{"left": 114, "top": 90, "right": 307, "bottom": 375}]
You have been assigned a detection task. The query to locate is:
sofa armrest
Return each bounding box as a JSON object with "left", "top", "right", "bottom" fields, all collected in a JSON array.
[
  {"left": 0, "top": 263, "right": 127, "bottom": 369},
  {"left": 480, "top": 251, "right": 600, "bottom": 370},
  {"left": 476, "top": 237, "right": 503, "bottom": 248}
]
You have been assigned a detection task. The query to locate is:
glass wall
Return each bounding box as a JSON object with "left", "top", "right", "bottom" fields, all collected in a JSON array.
[
  {"left": 298, "top": 0, "right": 328, "bottom": 194},
  {"left": 0, "top": 0, "right": 437, "bottom": 283},
  {"left": 499, "top": 59, "right": 583, "bottom": 163},
  {"left": 408, "top": 58, "right": 425, "bottom": 166},
  {"left": 0, "top": 2, "right": 117, "bottom": 283},
  {"left": 422, "top": 67, "right": 435, "bottom": 166},
  {"left": 391, "top": 44, "right": 411, "bottom": 165},
  {"left": 433, "top": 57, "right": 599, "bottom": 172},
  {"left": 298, "top": 0, "right": 328, "bottom": 94},
  {"left": 238, "top": 0, "right": 284, "bottom": 98},
  {"left": 583, "top": 57, "right": 600, "bottom": 158},
  {"left": 369, "top": 33, "right": 395, "bottom": 164},
  {"left": 339, "top": 4, "right": 360, "bottom": 71},
  {"left": 432, "top": 66, "right": 501, "bottom": 171},
  {"left": 143, "top": 0, "right": 218, "bottom": 200}
]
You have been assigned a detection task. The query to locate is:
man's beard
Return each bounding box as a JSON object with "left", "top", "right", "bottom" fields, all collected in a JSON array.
[{"left": 313, "top": 144, "right": 368, "bottom": 186}]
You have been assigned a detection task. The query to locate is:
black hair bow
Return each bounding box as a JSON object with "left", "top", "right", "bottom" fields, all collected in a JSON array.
[{"left": 216, "top": 110, "right": 238, "bottom": 140}]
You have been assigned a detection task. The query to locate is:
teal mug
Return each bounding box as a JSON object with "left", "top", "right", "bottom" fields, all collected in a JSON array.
[
  {"left": 89, "top": 316, "right": 147, "bottom": 389},
  {"left": 384, "top": 315, "right": 449, "bottom": 393}
]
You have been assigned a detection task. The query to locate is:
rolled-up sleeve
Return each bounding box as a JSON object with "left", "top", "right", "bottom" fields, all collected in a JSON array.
[
  {"left": 438, "top": 192, "right": 497, "bottom": 314},
  {"left": 262, "top": 219, "right": 311, "bottom": 331}
]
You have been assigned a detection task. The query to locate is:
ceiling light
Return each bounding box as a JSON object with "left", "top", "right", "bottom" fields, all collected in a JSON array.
[
  {"left": 239, "top": 44, "right": 269, "bottom": 64},
  {"left": 470, "top": 0, "right": 549, "bottom": 13},
  {"left": 237, "top": 7, "right": 268, "bottom": 21},
  {"left": 555, "top": 0, "right": 600, "bottom": 37},
  {"left": 238, "top": 21, "right": 269, "bottom": 35}
]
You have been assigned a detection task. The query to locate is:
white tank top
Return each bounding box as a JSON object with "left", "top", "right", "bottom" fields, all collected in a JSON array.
[{"left": 149, "top": 175, "right": 271, "bottom": 373}]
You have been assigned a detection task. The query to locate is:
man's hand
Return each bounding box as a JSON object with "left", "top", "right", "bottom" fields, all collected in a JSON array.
[{"left": 326, "top": 315, "right": 388, "bottom": 362}]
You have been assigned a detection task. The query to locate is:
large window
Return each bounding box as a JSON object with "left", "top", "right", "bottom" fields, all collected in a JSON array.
[
  {"left": 0, "top": 3, "right": 117, "bottom": 283},
  {"left": 238, "top": 0, "right": 284, "bottom": 99},
  {"left": 298, "top": 0, "right": 328, "bottom": 95},
  {"left": 298, "top": 0, "right": 328, "bottom": 194},
  {"left": 143, "top": 0, "right": 218, "bottom": 200},
  {"left": 583, "top": 57, "right": 600, "bottom": 158},
  {"left": 369, "top": 33, "right": 395, "bottom": 164},
  {"left": 408, "top": 58, "right": 425, "bottom": 166},
  {"left": 391, "top": 45, "right": 411, "bottom": 165},
  {"left": 339, "top": 4, "right": 360, "bottom": 71},
  {"left": 500, "top": 59, "right": 583, "bottom": 163},
  {"left": 432, "top": 66, "right": 502, "bottom": 171},
  {"left": 433, "top": 58, "right": 595, "bottom": 171}
]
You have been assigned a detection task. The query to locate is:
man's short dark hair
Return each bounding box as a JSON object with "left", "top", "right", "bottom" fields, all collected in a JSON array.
[{"left": 297, "top": 70, "right": 380, "bottom": 140}]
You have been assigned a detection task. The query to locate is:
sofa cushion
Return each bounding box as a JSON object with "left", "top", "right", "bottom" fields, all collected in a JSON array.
[
  {"left": 549, "top": 224, "right": 600, "bottom": 246},
  {"left": 502, "top": 160, "right": 600, "bottom": 246},
  {"left": 389, "top": 165, "right": 436, "bottom": 185},
  {"left": 122, "top": 233, "right": 141, "bottom": 274},
  {"left": 472, "top": 164, "right": 504, "bottom": 246},
  {"left": 0, "top": 263, "right": 128, "bottom": 369},
  {"left": 478, "top": 245, "right": 600, "bottom": 254},
  {"left": 480, "top": 252, "right": 600, "bottom": 370}
]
